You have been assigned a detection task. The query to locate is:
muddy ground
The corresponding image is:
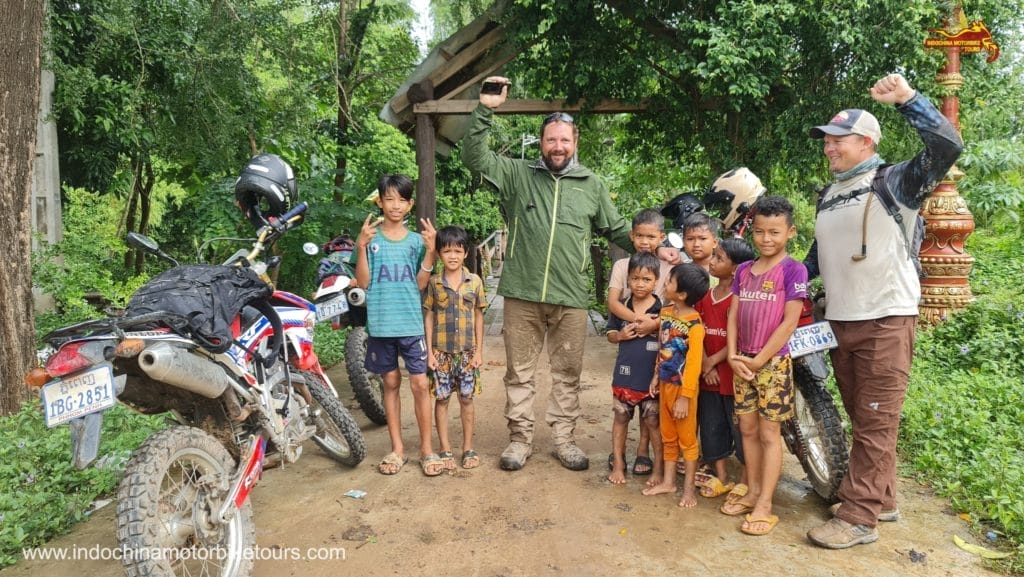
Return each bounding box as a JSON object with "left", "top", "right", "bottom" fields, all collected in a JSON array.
[{"left": 4, "top": 332, "right": 999, "bottom": 577}]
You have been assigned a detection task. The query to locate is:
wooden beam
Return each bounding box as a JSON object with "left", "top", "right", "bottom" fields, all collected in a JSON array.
[
  {"left": 413, "top": 99, "right": 649, "bottom": 115},
  {"left": 438, "top": 46, "right": 518, "bottom": 101},
  {"left": 389, "top": 26, "right": 507, "bottom": 116}
]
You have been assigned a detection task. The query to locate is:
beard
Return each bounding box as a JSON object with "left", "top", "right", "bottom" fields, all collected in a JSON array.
[{"left": 541, "top": 152, "right": 573, "bottom": 173}]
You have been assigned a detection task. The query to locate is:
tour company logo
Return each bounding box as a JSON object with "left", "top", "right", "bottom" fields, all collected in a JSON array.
[{"left": 924, "top": 20, "right": 999, "bottom": 62}]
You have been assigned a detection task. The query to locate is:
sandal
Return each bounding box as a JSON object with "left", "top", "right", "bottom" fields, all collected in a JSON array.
[
  {"left": 725, "top": 483, "right": 749, "bottom": 504},
  {"left": 461, "top": 450, "right": 480, "bottom": 469},
  {"left": 378, "top": 451, "right": 408, "bottom": 475},
  {"left": 421, "top": 453, "right": 445, "bottom": 477},
  {"left": 699, "top": 476, "right": 736, "bottom": 498},
  {"left": 720, "top": 499, "right": 755, "bottom": 517},
  {"left": 632, "top": 455, "right": 654, "bottom": 476},
  {"left": 438, "top": 451, "right": 457, "bottom": 471},
  {"left": 741, "top": 514, "right": 779, "bottom": 536}
]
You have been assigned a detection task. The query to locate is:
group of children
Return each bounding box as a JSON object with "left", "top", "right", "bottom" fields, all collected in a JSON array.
[
  {"left": 605, "top": 196, "right": 807, "bottom": 536},
  {"left": 355, "top": 172, "right": 809, "bottom": 536}
]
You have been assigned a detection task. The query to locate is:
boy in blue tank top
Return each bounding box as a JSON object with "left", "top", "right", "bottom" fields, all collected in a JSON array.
[{"left": 355, "top": 174, "right": 441, "bottom": 476}]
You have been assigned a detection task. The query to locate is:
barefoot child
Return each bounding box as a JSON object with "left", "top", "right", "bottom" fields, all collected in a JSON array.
[
  {"left": 423, "top": 226, "right": 487, "bottom": 471},
  {"left": 606, "top": 208, "right": 674, "bottom": 475},
  {"left": 694, "top": 238, "right": 755, "bottom": 500},
  {"left": 642, "top": 263, "right": 709, "bottom": 507},
  {"left": 721, "top": 196, "right": 807, "bottom": 535},
  {"left": 356, "top": 174, "right": 439, "bottom": 476},
  {"left": 605, "top": 252, "right": 663, "bottom": 484}
]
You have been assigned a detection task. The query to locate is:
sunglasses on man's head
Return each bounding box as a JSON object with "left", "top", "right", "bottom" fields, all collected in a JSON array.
[{"left": 542, "top": 112, "right": 574, "bottom": 125}]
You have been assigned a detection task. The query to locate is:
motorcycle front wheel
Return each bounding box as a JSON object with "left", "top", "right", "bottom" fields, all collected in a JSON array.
[
  {"left": 295, "top": 370, "right": 367, "bottom": 467},
  {"left": 344, "top": 326, "right": 387, "bottom": 425},
  {"left": 785, "top": 352, "right": 849, "bottom": 503},
  {"left": 117, "top": 426, "right": 254, "bottom": 577}
]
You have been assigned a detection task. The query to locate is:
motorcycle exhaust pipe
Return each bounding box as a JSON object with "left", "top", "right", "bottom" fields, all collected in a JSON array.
[
  {"left": 347, "top": 287, "right": 366, "bottom": 307},
  {"left": 138, "top": 343, "right": 232, "bottom": 398}
]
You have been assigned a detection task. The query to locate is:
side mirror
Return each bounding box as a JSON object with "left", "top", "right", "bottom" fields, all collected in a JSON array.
[
  {"left": 126, "top": 232, "right": 178, "bottom": 266},
  {"left": 126, "top": 232, "right": 160, "bottom": 253},
  {"left": 302, "top": 242, "right": 319, "bottom": 256}
]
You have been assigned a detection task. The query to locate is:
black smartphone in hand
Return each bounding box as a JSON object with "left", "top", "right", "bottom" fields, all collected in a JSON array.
[{"left": 481, "top": 81, "right": 506, "bottom": 95}]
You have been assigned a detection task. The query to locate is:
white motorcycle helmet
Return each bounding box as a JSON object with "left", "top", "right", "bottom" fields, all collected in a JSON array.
[{"left": 704, "top": 167, "right": 766, "bottom": 234}]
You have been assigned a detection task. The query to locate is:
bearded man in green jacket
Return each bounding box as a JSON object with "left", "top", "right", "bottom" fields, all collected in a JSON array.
[{"left": 462, "top": 76, "right": 638, "bottom": 472}]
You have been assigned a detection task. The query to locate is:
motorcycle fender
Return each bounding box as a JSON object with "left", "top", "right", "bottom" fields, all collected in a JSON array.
[
  {"left": 313, "top": 275, "right": 349, "bottom": 300},
  {"left": 222, "top": 437, "right": 265, "bottom": 521},
  {"left": 69, "top": 374, "right": 125, "bottom": 469},
  {"left": 797, "top": 351, "right": 831, "bottom": 383},
  {"left": 69, "top": 412, "right": 103, "bottom": 469}
]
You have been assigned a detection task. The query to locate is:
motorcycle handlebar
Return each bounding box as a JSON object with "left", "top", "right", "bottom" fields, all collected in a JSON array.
[{"left": 279, "top": 202, "right": 308, "bottom": 224}]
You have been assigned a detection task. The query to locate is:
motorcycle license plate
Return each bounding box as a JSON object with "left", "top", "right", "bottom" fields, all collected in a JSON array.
[
  {"left": 788, "top": 321, "right": 839, "bottom": 358},
  {"left": 41, "top": 363, "right": 116, "bottom": 427},
  {"left": 316, "top": 294, "right": 349, "bottom": 322}
]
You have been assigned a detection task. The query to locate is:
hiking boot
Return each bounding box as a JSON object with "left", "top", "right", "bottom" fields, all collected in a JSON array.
[
  {"left": 553, "top": 441, "right": 590, "bottom": 471},
  {"left": 829, "top": 502, "right": 900, "bottom": 523},
  {"left": 500, "top": 441, "right": 532, "bottom": 471},
  {"left": 807, "top": 517, "right": 880, "bottom": 549}
]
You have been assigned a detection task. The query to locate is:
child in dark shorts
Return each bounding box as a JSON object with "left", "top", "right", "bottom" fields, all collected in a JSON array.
[
  {"left": 605, "top": 252, "right": 663, "bottom": 484},
  {"left": 423, "top": 226, "right": 487, "bottom": 471},
  {"left": 355, "top": 174, "right": 439, "bottom": 476},
  {"left": 695, "top": 238, "right": 755, "bottom": 500}
]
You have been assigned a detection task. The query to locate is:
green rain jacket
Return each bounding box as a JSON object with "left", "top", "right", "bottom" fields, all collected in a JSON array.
[{"left": 461, "top": 104, "right": 632, "bottom": 309}]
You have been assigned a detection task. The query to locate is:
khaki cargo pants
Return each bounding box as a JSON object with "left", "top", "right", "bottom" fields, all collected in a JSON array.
[{"left": 502, "top": 298, "right": 587, "bottom": 446}]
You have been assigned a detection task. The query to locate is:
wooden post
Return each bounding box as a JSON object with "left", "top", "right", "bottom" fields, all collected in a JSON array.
[{"left": 409, "top": 80, "right": 437, "bottom": 226}]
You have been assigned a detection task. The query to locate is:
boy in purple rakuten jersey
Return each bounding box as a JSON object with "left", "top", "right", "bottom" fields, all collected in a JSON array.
[{"left": 721, "top": 195, "right": 807, "bottom": 537}]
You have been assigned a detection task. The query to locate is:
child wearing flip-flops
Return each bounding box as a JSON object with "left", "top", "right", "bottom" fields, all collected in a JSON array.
[
  {"left": 356, "top": 174, "right": 439, "bottom": 476},
  {"left": 694, "top": 238, "right": 755, "bottom": 501},
  {"left": 423, "top": 226, "right": 487, "bottom": 473},
  {"left": 722, "top": 196, "right": 807, "bottom": 536}
]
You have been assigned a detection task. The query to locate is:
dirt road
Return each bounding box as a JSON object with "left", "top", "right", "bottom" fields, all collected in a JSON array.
[{"left": 4, "top": 332, "right": 997, "bottom": 577}]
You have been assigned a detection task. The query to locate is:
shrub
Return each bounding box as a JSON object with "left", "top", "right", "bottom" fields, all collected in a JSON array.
[
  {"left": 0, "top": 401, "right": 165, "bottom": 566},
  {"left": 899, "top": 228, "right": 1024, "bottom": 569}
]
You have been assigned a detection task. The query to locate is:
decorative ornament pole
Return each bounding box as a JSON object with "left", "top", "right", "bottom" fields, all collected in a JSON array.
[{"left": 919, "top": 4, "right": 998, "bottom": 324}]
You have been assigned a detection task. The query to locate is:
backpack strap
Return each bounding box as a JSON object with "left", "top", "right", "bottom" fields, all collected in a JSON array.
[{"left": 870, "top": 166, "right": 914, "bottom": 258}]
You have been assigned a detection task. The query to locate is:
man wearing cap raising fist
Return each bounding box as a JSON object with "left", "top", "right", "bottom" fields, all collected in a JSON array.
[{"left": 803, "top": 74, "right": 962, "bottom": 549}]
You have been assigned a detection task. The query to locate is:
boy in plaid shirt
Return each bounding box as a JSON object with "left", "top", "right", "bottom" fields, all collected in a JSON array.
[{"left": 423, "top": 226, "right": 487, "bottom": 470}]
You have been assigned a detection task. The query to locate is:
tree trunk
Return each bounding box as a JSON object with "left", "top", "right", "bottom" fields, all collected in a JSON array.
[
  {"left": 0, "top": 0, "right": 46, "bottom": 414},
  {"left": 133, "top": 160, "right": 154, "bottom": 274},
  {"left": 332, "top": 0, "right": 377, "bottom": 200}
]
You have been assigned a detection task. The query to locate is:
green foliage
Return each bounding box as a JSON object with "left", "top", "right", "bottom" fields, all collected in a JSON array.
[
  {"left": 900, "top": 228, "right": 1024, "bottom": 568},
  {"left": 958, "top": 139, "right": 1024, "bottom": 231},
  {"left": 31, "top": 187, "right": 143, "bottom": 336},
  {"left": 499, "top": 0, "right": 1022, "bottom": 192},
  {"left": 313, "top": 322, "right": 347, "bottom": 369},
  {"left": 0, "top": 401, "right": 165, "bottom": 567}
]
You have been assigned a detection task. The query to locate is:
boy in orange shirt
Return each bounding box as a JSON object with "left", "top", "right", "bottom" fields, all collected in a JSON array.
[{"left": 642, "top": 263, "right": 709, "bottom": 508}]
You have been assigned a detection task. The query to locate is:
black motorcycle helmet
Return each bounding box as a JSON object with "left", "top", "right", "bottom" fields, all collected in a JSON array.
[
  {"left": 234, "top": 154, "right": 298, "bottom": 229},
  {"left": 661, "top": 192, "right": 704, "bottom": 230}
]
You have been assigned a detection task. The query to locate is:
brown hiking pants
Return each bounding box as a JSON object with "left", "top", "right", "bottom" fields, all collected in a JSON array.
[
  {"left": 502, "top": 298, "right": 587, "bottom": 445},
  {"left": 830, "top": 315, "right": 916, "bottom": 528}
]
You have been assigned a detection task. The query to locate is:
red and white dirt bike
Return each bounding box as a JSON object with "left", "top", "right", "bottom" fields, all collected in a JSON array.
[{"left": 26, "top": 203, "right": 365, "bottom": 577}]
